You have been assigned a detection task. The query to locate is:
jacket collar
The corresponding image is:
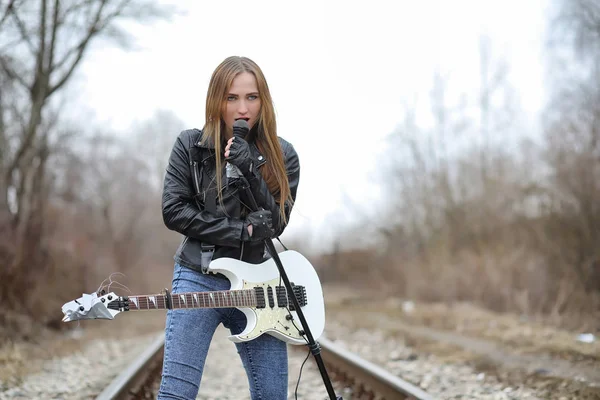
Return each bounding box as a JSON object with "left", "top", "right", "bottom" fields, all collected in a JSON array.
[{"left": 195, "top": 129, "right": 214, "bottom": 149}]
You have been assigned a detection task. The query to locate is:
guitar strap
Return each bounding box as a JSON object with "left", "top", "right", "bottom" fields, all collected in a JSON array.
[{"left": 276, "top": 237, "right": 288, "bottom": 250}]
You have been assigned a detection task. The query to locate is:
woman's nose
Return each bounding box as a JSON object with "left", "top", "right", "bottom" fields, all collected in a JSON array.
[{"left": 237, "top": 100, "right": 248, "bottom": 114}]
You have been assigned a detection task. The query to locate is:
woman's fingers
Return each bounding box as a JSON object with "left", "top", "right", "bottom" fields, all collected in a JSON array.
[{"left": 224, "top": 137, "right": 234, "bottom": 158}]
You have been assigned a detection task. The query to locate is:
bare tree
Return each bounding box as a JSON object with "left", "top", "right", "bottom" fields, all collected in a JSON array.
[
  {"left": 0, "top": 0, "right": 174, "bottom": 311},
  {"left": 553, "top": 0, "right": 600, "bottom": 62},
  {"left": 368, "top": 38, "right": 546, "bottom": 310},
  {"left": 0, "top": 0, "right": 172, "bottom": 220},
  {"left": 543, "top": 0, "right": 600, "bottom": 293},
  {"left": 131, "top": 109, "right": 186, "bottom": 189}
]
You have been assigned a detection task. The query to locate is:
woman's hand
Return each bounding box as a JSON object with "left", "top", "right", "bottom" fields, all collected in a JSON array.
[
  {"left": 241, "top": 209, "right": 273, "bottom": 241},
  {"left": 225, "top": 137, "right": 252, "bottom": 174}
]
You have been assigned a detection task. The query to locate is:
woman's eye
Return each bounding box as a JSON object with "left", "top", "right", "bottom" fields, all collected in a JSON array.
[
  {"left": 248, "top": 95, "right": 258, "bottom": 100},
  {"left": 227, "top": 96, "right": 237, "bottom": 101}
]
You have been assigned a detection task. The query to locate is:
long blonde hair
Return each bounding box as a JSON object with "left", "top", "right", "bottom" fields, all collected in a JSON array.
[{"left": 202, "top": 56, "right": 292, "bottom": 223}]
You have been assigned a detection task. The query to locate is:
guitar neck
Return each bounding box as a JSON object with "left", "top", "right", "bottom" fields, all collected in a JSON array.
[{"left": 127, "top": 289, "right": 258, "bottom": 311}]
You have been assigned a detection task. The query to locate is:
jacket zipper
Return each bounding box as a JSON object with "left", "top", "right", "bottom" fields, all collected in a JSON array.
[
  {"left": 240, "top": 242, "right": 244, "bottom": 260},
  {"left": 192, "top": 161, "right": 201, "bottom": 194}
]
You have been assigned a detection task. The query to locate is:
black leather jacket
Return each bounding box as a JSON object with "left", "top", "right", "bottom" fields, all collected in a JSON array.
[{"left": 161, "top": 128, "right": 300, "bottom": 271}]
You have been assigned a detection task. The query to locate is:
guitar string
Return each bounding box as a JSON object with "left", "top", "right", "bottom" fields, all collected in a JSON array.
[
  {"left": 96, "top": 272, "right": 131, "bottom": 295},
  {"left": 132, "top": 289, "right": 255, "bottom": 310}
]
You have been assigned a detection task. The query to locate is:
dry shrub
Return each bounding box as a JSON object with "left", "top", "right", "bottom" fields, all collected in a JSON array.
[{"left": 316, "top": 123, "right": 600, "bottom": 331}]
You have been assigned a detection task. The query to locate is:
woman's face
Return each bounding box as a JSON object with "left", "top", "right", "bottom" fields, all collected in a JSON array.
[{"left": 222, "top": 71, "right": 261, "bottom": 135}]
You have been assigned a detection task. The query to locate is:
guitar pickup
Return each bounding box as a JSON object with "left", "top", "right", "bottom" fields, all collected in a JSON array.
[{"left": 253, "top": 287, "right": 266, "bottom": 309}]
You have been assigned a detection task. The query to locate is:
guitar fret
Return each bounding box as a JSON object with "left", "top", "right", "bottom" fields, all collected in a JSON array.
[
  {"left": 131, "top": 297, "right": 139, "bottom": 310},
  {"left": 127, "top": 290, "right": 258, "bottom": 310}
]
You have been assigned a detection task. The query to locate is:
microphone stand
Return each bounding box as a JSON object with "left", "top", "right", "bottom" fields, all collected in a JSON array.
[{"left": 237, "top": 175, "right": 342, "bottom": 400}]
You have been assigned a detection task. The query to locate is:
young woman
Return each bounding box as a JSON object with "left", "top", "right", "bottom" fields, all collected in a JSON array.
[{"left": 158, "top": 56, "right": 300, "bottom": 399}]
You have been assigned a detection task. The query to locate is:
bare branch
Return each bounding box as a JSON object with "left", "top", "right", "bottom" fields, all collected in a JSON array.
[
  {"left": 8, "top": 4, "right": 37, "bottom": 55},
  {"left": 47, "top": 0, "right": 61, "bottom": 73},
  {"left": 48, "top": 0, "right": 109, "bottom": 96},
  {"left": 0, "top": 56, "right": 28, "bottom": 89},
  {"left": 0, "top": 0, "right": 16, "bottom": 29},
  {"left": 35, "top": 0, "right": 48, "bottom": 96},
  {"left": 553, "top": 0, "right": 600, "bottom": 62}
]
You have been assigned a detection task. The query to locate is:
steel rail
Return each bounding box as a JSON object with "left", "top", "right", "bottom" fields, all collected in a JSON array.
[
  {"left": 317, "top": 336, "right": 436, "bottom": 400},
  {"left": 95, "top": 333, "right": 164, "bottom": 400},
  {"left": 96, "top": 335, "right": 435, "bottom": 400}
]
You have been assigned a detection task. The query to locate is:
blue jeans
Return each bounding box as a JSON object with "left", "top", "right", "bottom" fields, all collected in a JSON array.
[{"left": 157, "top": 263, "right": 288, "bottom": 400}]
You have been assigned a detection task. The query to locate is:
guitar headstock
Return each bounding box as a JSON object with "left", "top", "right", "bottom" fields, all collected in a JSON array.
[{"left": 61, "top": 291, "right": 130, "bottom": 322}]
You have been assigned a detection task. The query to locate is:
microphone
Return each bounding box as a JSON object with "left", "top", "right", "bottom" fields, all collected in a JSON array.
[{"left": 226, "top": 119, "right": 250, "bottom": 184}]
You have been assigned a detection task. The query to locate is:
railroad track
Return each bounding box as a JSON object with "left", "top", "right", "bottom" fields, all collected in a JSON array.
[{"left": 95, "top": 333, "right": 435, "bottom": 400}]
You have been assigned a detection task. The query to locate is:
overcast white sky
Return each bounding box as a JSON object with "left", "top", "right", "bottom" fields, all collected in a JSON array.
[{"left": 75, "top": 0, "right": 550, "bottom": 251}]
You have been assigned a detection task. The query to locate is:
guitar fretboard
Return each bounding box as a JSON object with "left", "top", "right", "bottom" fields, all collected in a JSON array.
[{"left": 127, "top": 290, "right": 257, "bottom": 310}]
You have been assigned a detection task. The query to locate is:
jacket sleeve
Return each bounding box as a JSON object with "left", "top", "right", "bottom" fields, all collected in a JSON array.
[
  {"left": 246, "top": 141, "right": 300, "bottom": 237},
  {"left": 162, "top": 131, "right": 245, "bottom": 248}
]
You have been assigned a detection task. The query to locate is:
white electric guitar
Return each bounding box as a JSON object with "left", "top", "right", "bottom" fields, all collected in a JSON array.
[{"left": 61, "top": 250, "right": 325, "bottom": 345}]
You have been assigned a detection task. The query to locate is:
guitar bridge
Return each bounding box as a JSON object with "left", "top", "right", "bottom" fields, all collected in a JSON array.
[
  {"left": 274, "top": 284, "right": 307, "bottom": 310},
  {"left": 289, "top": 285, "right": 307, "bottom": 311}
]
